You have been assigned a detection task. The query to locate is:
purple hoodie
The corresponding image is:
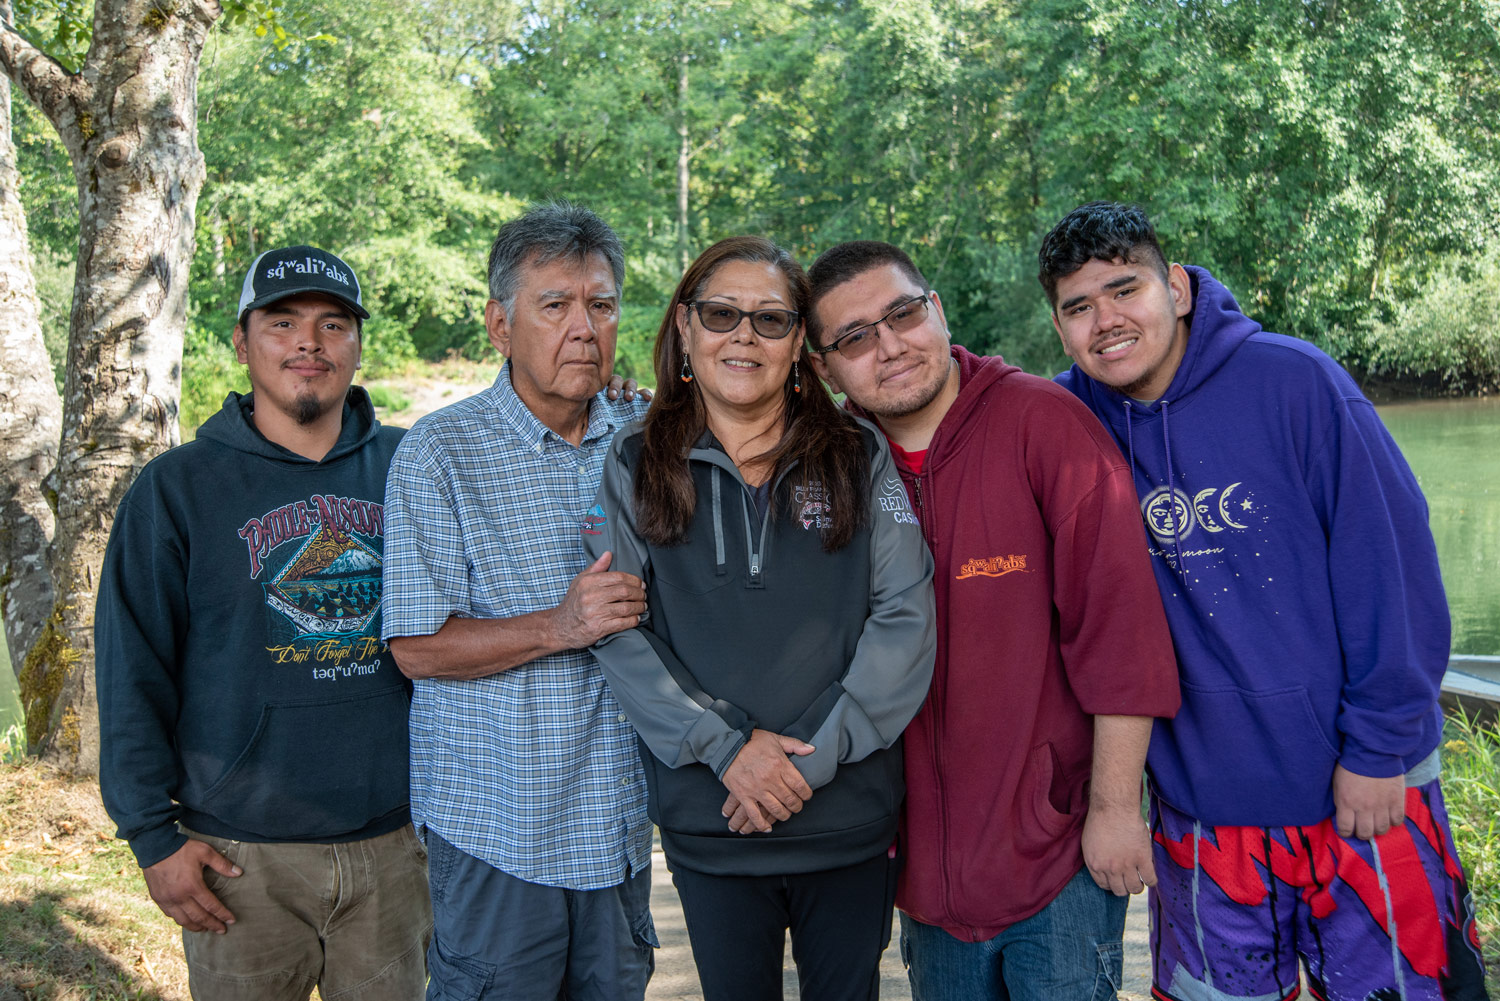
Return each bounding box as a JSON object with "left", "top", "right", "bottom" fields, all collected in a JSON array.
[{"left": 1056, "top": 267, "right": 1449, "bottom": 826}]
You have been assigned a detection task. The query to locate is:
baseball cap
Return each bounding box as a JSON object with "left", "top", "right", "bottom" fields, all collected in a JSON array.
[{"left": 237, "top": 245, "right": 370, "bottom": 322}]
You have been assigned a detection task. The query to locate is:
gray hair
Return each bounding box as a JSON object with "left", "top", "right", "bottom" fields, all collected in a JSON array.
[{"left": 487, "top": 202, "right": 626, "bottom": 313}]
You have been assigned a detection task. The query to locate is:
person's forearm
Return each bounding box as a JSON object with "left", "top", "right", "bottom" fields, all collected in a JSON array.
[
  {"left": 1090, "top": 714, "right": 1153, "bottom": 812},
  {"left": 389, "top": 610, "right": 564, "bottom": 680}
]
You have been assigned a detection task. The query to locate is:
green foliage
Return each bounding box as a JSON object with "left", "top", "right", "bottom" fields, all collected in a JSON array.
[
  {"left": 0, "top": 722, "right": 25, "bottom": 763},
  {"left": 7, "top": 98, "right": 73, "bottom": 392},
  {"left": 1441, "top": 709, "right": 1500, "bottom": 991},
  {"left": 193, "top": 0, "right": 519, "bottom": 365},
  {"left": 11, "top": 0, "right": 1500, "bottom": 399},
  {"left": 29, "top": 244, "right": 73, "bottom": 392},
  {"left": 614, "top": 302, "right": 667, "bottom": 384},
  {"left": 0, "top": 639, "right": 21, "bottom": 745},
  {"left": 920, "top": 0, "right": 1495, "bottom": 372},
  {"left": 10, "top": 0, "right": 309, "bottom": 71},
  {"left": 1325, "top": 248, "right": 1500, "bottom": 394},
  {"left": 10, "top": 96, "right": 77, "bottom": 269},
  {"left": 363, "top": 384, "right": 411, "bottom": 411},
  {"left": 956, "top": 241, "right": 1066, "bottom": 375},
  {"left": 179, "top": 323, "right": 246, "bottom": 440},
  {"left": 11, "top": 0, "right": 91, "bottom": 71}
]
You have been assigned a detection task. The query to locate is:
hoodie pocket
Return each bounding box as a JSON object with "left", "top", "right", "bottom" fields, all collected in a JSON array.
[
  {"left": 1167, "top": 682, "right": 1338, "bottom": 807},
  {"left": 196, "top": 687, "right": 410, "bottom": 840}
]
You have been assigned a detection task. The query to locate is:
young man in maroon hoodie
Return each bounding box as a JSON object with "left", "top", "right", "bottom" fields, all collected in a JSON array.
[{"left": 806, "top": 241, "right": 1180, "bottom": 1000}]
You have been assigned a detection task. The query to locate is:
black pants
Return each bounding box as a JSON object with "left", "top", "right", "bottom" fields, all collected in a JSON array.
[{"left": 670, "top": 851, "right": 900, "bottom": 1001}]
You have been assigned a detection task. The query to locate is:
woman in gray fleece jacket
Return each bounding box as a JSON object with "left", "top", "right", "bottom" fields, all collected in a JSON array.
[{"left": 586, "top": 236, "right": 935, "bottom": 1001}]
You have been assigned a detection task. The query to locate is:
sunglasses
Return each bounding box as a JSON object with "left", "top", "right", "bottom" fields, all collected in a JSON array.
[
  {"left": 686, "top": 300, "right": 801, "bottom": 340},
  {"left": 812, "top": 294, "right": 931, "bottom": 359}
]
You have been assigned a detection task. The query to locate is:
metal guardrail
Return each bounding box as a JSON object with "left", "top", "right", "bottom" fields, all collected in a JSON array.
[{"left": 1441, "top": 654, "right": 1500, "bottom": 707}]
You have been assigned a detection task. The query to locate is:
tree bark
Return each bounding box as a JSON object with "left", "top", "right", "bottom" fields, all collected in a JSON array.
[
  {"left": 1, "top": 0, "right": 219, "bottom": 772},
  {"left": 0, "top": 52, "right": 62, "bottom": 741}
]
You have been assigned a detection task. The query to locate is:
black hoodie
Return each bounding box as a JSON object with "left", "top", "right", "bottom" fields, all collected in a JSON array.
[{"left": 96, "top": 389, "right": 410, "bottom": 867}]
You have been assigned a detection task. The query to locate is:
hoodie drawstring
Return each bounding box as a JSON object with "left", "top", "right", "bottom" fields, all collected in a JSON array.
[
  {"left": 1124, "top": 398, "right": 1188, "bottom": 579},
  {"left": 711, "top": 467, "right": 726, "bottom": 577},
  {"left": 1161, "top": 400, "right": 1186, "bottom": 575}
]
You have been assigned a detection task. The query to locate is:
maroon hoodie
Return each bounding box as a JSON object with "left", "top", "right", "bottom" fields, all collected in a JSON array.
[{"left": 854, "top": 346, "right": 1179, "bottom": 940}]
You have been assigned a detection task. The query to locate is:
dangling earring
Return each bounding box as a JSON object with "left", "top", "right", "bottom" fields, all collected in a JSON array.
[
  {"left": 792, "top": 364, "right": 802, "bottom": 394},
  {"left": 680, "top": 356, "right": 694, "bottom": 383}
]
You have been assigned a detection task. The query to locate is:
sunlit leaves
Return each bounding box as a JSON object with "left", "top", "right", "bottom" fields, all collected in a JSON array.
[
  {"left": 11, "top": 0, "right": 90, "bottom": 70},
  {"left": 9, "top": 0, "right": 1499, "bottom": 384}
]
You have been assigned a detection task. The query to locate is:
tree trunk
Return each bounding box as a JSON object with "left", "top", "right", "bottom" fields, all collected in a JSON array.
[
  {"left": 0, "top": 58, "right": 62, "bottom": 745},
  {"left": 1, "top": 0, "right": 219, "bottom": 772}
]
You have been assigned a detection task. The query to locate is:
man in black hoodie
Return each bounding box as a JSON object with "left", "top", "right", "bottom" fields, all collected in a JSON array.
[{"left": 95, "top": 247, "right": 431, "bottom": 1001}]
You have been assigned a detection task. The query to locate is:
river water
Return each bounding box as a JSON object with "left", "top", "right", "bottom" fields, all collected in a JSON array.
[
  {"left": 0, "top": 397, "right": 1496, "bottom": 732},
  {"left": 1378, "top": 397, "right": 1500, "bottom": 657}
]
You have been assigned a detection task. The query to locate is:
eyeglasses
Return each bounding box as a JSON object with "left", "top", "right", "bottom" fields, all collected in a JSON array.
[
  {"left": 812, "top": 294, "right": 931, "bottom": 359},
  {"left": 686, "top": 300, "right": 801, "bottom": 340}
]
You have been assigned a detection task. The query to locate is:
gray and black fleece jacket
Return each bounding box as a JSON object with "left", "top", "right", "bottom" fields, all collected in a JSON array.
[{"left": 586, "top": 418, "right": 936, "bottom": 876}]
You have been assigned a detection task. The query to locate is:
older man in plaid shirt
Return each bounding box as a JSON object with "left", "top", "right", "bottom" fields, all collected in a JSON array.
[{"left": 382, "top": 203, "right": 654, "bottom": 1000}]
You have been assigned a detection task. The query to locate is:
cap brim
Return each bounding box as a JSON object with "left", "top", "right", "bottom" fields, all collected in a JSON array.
[{"left": 241, "top": 286, "right": 370, "bottom": 320}]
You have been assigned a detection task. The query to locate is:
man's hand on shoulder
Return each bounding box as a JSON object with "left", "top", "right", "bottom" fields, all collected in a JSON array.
[
  {"left": 142, "top": 839, "right": 241, "bottom": 933},
  {"left": 1333, "top": 763, "right": 1406, "bottom": 840},
  {"left": 550, "top": 551, "right": 647, "bottom": 648},
  {"left": 605, "top": 374, "right": 653, "bottom": 403},
  {"left": 1082, "top": 802, "right": 1156, "bottom": 896}
]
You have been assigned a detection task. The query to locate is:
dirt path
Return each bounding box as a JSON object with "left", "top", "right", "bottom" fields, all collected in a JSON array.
[{"left": 644, "top": 846, "right": 1154, "bottom": 999}]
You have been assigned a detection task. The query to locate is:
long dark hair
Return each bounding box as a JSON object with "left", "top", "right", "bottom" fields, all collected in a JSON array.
[{"left": 636, "top": 236, "right": 869, "bottom": 552}]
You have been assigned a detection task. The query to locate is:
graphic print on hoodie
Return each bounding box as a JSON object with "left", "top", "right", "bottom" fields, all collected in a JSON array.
[
  {"left": 1056, "top": 267, "right": 1450, "bottom": 829},
  {"left": 239, "top": 486, "right": 390, "bottom": 674}
]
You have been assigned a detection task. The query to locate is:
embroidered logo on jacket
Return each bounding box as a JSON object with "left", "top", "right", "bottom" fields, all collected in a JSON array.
[
  {"left": 581, "top": 504, "right": 607, "bottom": 536},
  {"left": 794, "top": 483, "right": 830, "bottom": 531},
  {"left": 954, "top": 554, "right": 1028, "bottom": 580},
  {"left": 877, "top": 476, "right": 918, "bottom": 526}
]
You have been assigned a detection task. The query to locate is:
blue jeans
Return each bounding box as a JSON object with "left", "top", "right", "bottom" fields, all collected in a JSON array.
[{"left": 900, "top": 867, "right": 1126, "bottom": 1001}]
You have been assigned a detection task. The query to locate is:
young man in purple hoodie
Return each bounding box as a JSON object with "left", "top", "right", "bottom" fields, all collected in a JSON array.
[{"left": 1044, "top": 201, "right": 1488, "bottom": 1001}]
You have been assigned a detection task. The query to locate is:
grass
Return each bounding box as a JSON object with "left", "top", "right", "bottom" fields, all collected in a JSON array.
[
  {"left": 363, "top": 385, "right": 412, "bottom": 412},
  {"left": 1, "top": 723, "right": 25, "bottom": 764},
  {"left": 0, "top": 760, "right": 188, "bottom": 1000},
  {"left": 1442, "top": 709, "right": 1500, "bottom": 995}
]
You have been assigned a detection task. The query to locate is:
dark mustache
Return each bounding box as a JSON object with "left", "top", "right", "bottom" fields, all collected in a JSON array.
[{"left": 282, "top": 357, "right": 335, "bottom": 372}]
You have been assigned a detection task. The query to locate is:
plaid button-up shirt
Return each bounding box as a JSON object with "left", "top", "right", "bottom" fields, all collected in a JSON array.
[{"left": 382, "top": 365, "right": 652, "bottom": 889}]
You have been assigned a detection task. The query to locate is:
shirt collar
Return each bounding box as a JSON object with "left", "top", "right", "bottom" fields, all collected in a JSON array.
[{"left": 486, "top": 362, "right": 626, "bottom": 451}]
